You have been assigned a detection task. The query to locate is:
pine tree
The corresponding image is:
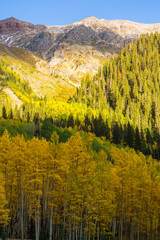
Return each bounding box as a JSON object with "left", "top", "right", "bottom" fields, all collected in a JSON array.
[
  {"left": 8, "top": 108, "right": 13, "bottom": 119},
  {"left": 67, "top": 114, "right": 74, "bottom": 128},
  {"left": 134, "top": 127, "right": 141, "bottom": 151},
  {"left": 1, "top": 228, "right": 8, "bottom": 240},
  {"left": 112, "top": 122, "right": 121, "bottom": 144},
  {"left": 2, "top": 106, "right": 7, "bottom": 119}
]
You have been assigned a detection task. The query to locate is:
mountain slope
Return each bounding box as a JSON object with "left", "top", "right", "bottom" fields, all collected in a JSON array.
[
  {"left": 2, "top": 16, "right": 160, "bottom": 54},
  {"left": 75, "top": 32, "right": 160, "bottom": 139},
  {"left": 1, "top": 17, "right": 160, "bottom": 106},
  {"left": 0, "top": 44, "right": 75, "bottom": 105},
  {"left": 1, "top": 16, "right": 160, "bottom": 83}
]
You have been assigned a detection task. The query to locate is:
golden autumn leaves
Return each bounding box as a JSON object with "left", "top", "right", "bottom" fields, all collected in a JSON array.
[{"left": 0, "top": 130, "right": 160, "bottom": 239}]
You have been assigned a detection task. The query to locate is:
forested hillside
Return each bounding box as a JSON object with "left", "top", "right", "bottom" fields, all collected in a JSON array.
[
  {"left": 75, "top": 32, "right": 160, "bottom": 159},
  {"left": 0, "top": 59, "right": 37, "bottom": 103},
  {"left": 77, "top": 32, "right": 160, "bottom": 131},
  {"left": 0, "top": 32, "right": 160, "bottom": 240},
  {"left": 0, "top": 33, "right": 160, "bottom": 161}
]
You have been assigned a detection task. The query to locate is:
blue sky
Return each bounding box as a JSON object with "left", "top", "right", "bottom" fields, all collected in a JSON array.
[{"left": 1, "top": 0, "right": 160, "bottom": 25}]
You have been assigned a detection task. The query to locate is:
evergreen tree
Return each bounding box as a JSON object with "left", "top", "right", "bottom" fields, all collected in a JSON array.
[
  {"left": 8, "top": 108, "right": 13, "bottom": 119},
  {"left": 112, "top": 122, "right": 121, "bottom": 144},
  {"left": 67, "top": 114, "right": 74, "bottom": 128},
  {"left": 1, "top": 228, "right": 8, "bottom": 240},
  {"left": 134, "top": 127, "right": 141, "bottom": 151},
  {"left": 27, "top": 111, "right": 30, "bottom": 123},
  {"left": 105, "top": 119, "right": 111, "bottom": 140},
  {"left": 2, "top": 106, "right": 7, "bottom": 119},
  {"left": 125, "top": 123, "right": 135, "bottom": 148}
]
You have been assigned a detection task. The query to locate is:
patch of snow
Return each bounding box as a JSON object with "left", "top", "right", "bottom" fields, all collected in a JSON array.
[
  {"left": 4, "top": 36, "right": 12, "bottom": 43},
  {"left": 8, "top": 38, "right": 14, "bottom": 47},
  {"left": 73, "top": 21, "right": 83, "bottom": 26}
]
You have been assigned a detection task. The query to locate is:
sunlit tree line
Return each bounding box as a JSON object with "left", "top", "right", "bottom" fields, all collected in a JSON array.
[{"left": 0, "top": 130, "right": 160, "bottom": 240}]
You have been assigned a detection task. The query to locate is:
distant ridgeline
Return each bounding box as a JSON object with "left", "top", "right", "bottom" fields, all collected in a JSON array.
[{"left": 0, "top": 33, "right": 160, "bottom": 159}]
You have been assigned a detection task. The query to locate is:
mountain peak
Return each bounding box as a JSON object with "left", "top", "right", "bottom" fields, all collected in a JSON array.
[
  {"left": 0, "top": 17, "right": 46, "bottom": 35},
  {"left": 1, "top": 17, "right": 22, "bottom": 22},
  {"left": 83, "top": 16, "right": 99, "bottom": 21},
  {"left": 7, "top": 17, "right": 17, "bottom": 21}
]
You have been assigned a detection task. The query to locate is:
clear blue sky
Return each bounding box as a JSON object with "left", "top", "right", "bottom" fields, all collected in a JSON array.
[{"left": 1, "top": 0, "right": 160, "bottom": 26}]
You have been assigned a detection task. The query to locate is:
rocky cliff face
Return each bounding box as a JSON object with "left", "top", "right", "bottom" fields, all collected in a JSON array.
[
  {"left": 1, "top": 16, "right": 160, "bottom": 81},
  {"left": 0, "top": 17, "right": 46, "bottom": 34}
]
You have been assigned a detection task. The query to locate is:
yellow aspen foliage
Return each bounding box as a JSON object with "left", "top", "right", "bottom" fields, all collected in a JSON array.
[
  {"left": 0, "top": 130, "right": 11, "bottom": 178},
  {"left": 0, "top": 128, "right": 160, "bottom": 239},
  {"left": 0, "top": 171, "right": 9, "bottom": 225}
]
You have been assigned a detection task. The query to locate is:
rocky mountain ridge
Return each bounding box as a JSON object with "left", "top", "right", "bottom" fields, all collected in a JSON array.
[
  {"left": 0, "top": 16, "right": 160, "bottom": 96},
  {"left": 1, "top": 17, "right": 160, "bottom": 52}
]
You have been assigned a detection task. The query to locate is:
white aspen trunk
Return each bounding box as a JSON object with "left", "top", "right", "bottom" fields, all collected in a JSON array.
[
  {"left": 38, "top": 210, "right": 40, "bottom": 240},
  {"left": 24, "top": 196, "right": 28, "bottom": 239},
  {"left": 124, "top": 201, "right": 127, "bottom": 240},
  {"left": 35, "top": 212, "right": 40, "bottom": 240},
  {"left": 49, "top": 207, "right": 53, "bottom": 240},
  {"left": 73, "top": 212, "right": 75, "bottom": 240},
  {"left": 88, "top": 221, "right": 90, "bottom": 240},
  {"left": 69, "top": 216, "right": 72, "bottom": 240},
  {"left": 20, "top": 180, "right": 24, "bottom": 240},
  {"left": 97, "top": 222, "right": 100, "bottom": 240},
  {"left": 138, "top": 214, "right": 140, "bottom": 240},
  {"left": 138, "top": 191, "right": 142, "bottom": 240},
  {"left": 93, "top": 221, "right": 96, "bottom": 240},
  {"left": 80, "top": 211, "right": 83, "bottom": 238},
  {"left": 121, "top": 177, "right": 124, "bottom": 240},
  {"left": 35, "top": 183, "right": 40, "bottom": 240},
  {"left": 73, "top": 228, "right": 75, "bottom": 240},
  {"left": 64, "top": 174, "right": 68, "bottom": 238},
  {"left": 63, "top": 205, "right": 66, "bottom": 230},
  {"left": 42, "top": 177, "right": 45, "bottom": 227},
  {"left": 113, "top": 217, "right": 116, "bottom": 235},
  {"left": 35, "top": 217, "right": 38, "bottom": 240},
  {"left": 49, "top": 180, "right": 55, "bottom": 240},
  {"left": 75, "top": 219, "right": 78, "bottom": 240},
  {"left": 130, "top": 219, "right": 134, "bottom": 240}
]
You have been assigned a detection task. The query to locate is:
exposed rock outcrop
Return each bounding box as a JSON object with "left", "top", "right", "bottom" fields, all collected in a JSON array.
[{"left": 1, "top": 16, "right": 160, "bottom": 81}]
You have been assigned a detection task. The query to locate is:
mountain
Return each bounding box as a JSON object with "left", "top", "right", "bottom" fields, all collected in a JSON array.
[
  {"left": 2, "top": 17, "right": 160, "bottom": 53},
  {"left": 1, "top": 16, "right": 160, "bottom": 84},
  {"left": 0, "top": 44, "right": 75, "bottom": 106},
  {"left": 1, "top": 16, "right": 160, "bottom": 105}
]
